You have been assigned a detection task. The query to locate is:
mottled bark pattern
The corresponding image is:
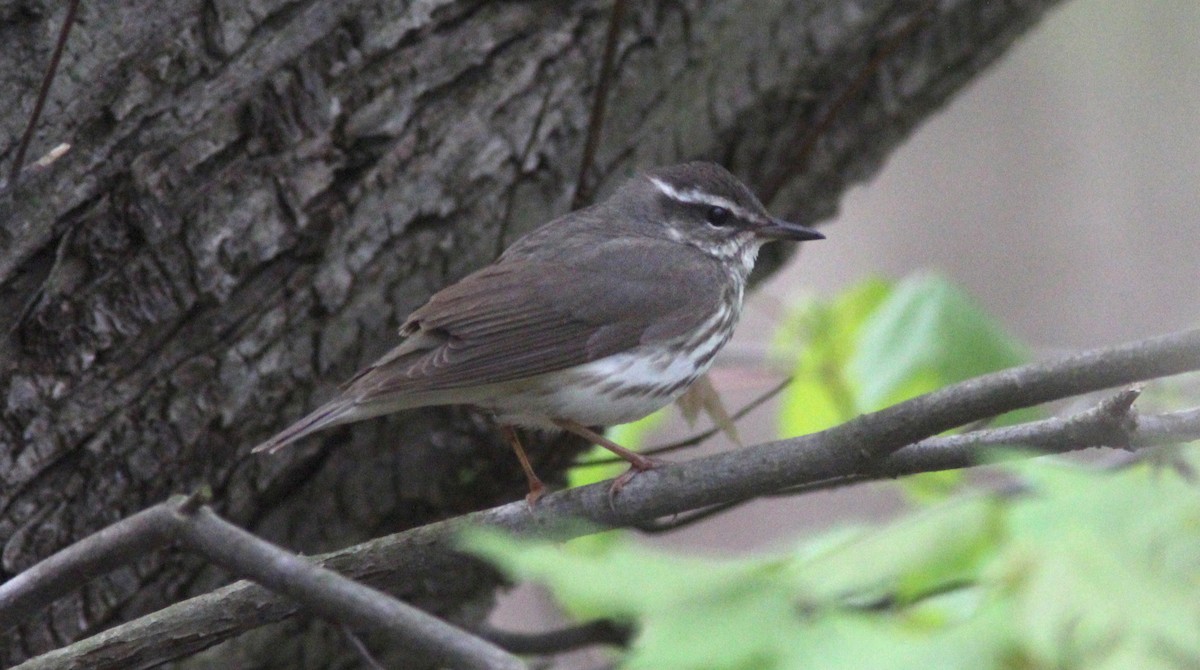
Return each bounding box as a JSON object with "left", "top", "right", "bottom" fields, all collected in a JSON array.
[{"left": 0, "top": 0, "right": 1060, "bottom": 665}]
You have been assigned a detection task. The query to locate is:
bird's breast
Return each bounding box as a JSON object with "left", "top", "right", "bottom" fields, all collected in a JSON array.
[{"left": 485, "top": 302, "right": 741, "bottom": 429}]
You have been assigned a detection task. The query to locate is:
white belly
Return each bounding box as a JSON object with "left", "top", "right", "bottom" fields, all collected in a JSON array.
[
  {"left": 496, "top": 351, "right": 703, "bottom": 428},
  {"left": 479, "top": 316, "right": 734, "bottom": 429}
]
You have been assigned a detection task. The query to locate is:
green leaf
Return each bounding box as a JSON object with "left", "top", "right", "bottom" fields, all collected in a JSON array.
[
  {"left": 993, "top": 460, "right": 1200, "bottom": 667},
  {"left": 776, "top": 278, "right": 893, "bottom": 436},
  {"left": 467, "top": 454, "right": 1200, "bottom": 670},
  {"left": 898, "top": 469, "right": 966, "bottom": 504},
  {"left": 465, "top": 529, "right": 806, "bottom": 668},
  {"left": 607, "top": 409, "right": 667, "bottom": 450},
  {"left": 849, "top": 273, "right": 1030, "bottom": 414},
  {"left": 775, "top": 273, "right": 1033, "bottom": 439},
  {"left": 789, "top": 495, "right": 1003, "bottom": 605}
]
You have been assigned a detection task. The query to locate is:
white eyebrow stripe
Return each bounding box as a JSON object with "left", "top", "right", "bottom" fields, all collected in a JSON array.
[{"left": 650, "top": 177, "right": 763, "bottom": 223}]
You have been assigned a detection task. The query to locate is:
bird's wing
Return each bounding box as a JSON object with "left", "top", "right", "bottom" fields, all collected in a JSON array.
[{"left": 344, "top": 239, "right": 727, "bottom": 398}]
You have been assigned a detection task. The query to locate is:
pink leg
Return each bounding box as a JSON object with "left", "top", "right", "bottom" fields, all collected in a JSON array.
[
  {"left": 500, "top": 425, "right": 546, "bottom": 507},
  {"left": 553, "top": 419, "right": 662, "bottom": 501}
]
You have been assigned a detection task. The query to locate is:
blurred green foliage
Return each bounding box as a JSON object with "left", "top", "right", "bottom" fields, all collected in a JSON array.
[
  {"left": 772, "top": 273, "right": 1035, "bottom": 502},
  {"left": 484, "top": 275, "right": 1200, "bottom": 668},
  {"left": 775, "top": 272, "right": 1033, "bottom": 438},
  {"left": 469, "top": 456, "right": 1200, "bottom": 669}
]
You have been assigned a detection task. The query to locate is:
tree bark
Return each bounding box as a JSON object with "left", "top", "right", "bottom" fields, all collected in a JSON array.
[{"left": 0, "top": 0, "right": 1062, "bottom": 666}]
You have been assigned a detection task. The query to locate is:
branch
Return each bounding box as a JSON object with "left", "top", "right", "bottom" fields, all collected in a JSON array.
[
  {"left": 11, "top": 328, "right": 1200, "bottom": 669},
  {"left": 571, "top": 0, "right": 627, "bottom": 209},
  {"left": 5, "top": 0, "right": 79, "bottom": 186},
  {"left": 642, "top": 388, "right": 1200, "bottom": 530},
  {"left": 877, "top": 391, "right": 1200, "bottom": 475},
  {"left": 0, "top": 492, "right": 199, "bottom": 632},
  {"left": 0, "top": 495, "right": 523, "bottom": 670}
]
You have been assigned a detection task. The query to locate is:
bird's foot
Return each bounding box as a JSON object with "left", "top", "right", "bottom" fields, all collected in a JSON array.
[
  {"left": 524, "top": 480, "right": 547, "bottom": 509},
  {"left": 608, "top": 456, "right": 664, "bottom": 508}
]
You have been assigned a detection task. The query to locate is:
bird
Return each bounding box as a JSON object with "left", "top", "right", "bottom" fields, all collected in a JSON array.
[{"left": 252, "top": 162, "right": 824, "bottom": 505}]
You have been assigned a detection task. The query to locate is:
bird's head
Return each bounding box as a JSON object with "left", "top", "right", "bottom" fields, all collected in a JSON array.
[{"left": 609, "top": 162, "right": 824, "bottom": 271}]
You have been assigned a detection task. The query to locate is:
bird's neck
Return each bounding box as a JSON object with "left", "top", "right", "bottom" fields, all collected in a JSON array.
[{"left": 712, "top": 235, "right": 762, "bottom": 286}]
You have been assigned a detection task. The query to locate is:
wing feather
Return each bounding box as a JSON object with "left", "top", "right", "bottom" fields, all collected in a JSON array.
[{"left": 345, "top": 239, "right": 727, "bottom": 399}]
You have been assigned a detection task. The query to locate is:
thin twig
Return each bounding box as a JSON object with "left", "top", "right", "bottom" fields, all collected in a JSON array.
[
  {"left": 341, "top": 625, "right": 388, "bottom": 670},
  {"left": 8, "top": 0, "right": 80, "bottom": 184},
  {"left": 476, "top": 620, "right": 633, "bottom": 654},
  {"left": 571, "top": 0, "right": 627, "bottom": 209},
  {"left": 763, "top": 0, "right": 937, "bottom": 199},
  {"left": 11, "top": 328, "right": 1200, "bottom": 670},
  {"left": 574, "top": 376, "right": 792, "bottom": 468},
  {"left": 636, "top": 500, "right": 749, "bottom": 534}
]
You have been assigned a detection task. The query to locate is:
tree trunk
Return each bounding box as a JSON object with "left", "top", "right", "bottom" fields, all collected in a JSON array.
[{"left": 0, "top": 0, "right": 1061, "bottom": 665}]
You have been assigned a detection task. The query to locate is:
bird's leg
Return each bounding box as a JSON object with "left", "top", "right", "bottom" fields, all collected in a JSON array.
[
  {"left": 553, "top": 419, "right": 662, "bottom": 500},
  {"left": 552, "top": 418, "right": 658, "bottom": 468},
  {"left": 500, "top": 424, "right": 546, "bottom": 507}
]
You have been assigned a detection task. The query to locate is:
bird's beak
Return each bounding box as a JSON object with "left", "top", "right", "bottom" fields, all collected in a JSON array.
[{"left": 755, "top": 217, "right": 825, "bottom": 242}]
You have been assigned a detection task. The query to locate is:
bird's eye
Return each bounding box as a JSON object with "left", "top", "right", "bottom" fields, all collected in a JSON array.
[{"left": 706, "top": 206, "right": 732, "bottom": 226}]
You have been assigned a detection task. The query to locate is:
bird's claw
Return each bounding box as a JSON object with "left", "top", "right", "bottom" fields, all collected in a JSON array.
[
  {"left": 607, "top": 457, "right": 664, "bottom": 510},
  {"left": 524, "top": 481, "right": 547, "bottom": 510}
]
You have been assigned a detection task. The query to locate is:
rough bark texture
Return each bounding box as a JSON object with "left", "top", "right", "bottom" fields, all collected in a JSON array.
[{"left": 0, "top": 0, "right": 1062, "bottom": 666}]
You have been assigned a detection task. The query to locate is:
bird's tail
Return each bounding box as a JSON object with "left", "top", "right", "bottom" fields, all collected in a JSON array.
[{"left": 251, "top": 398, "right": 359, "bottom": 454}]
